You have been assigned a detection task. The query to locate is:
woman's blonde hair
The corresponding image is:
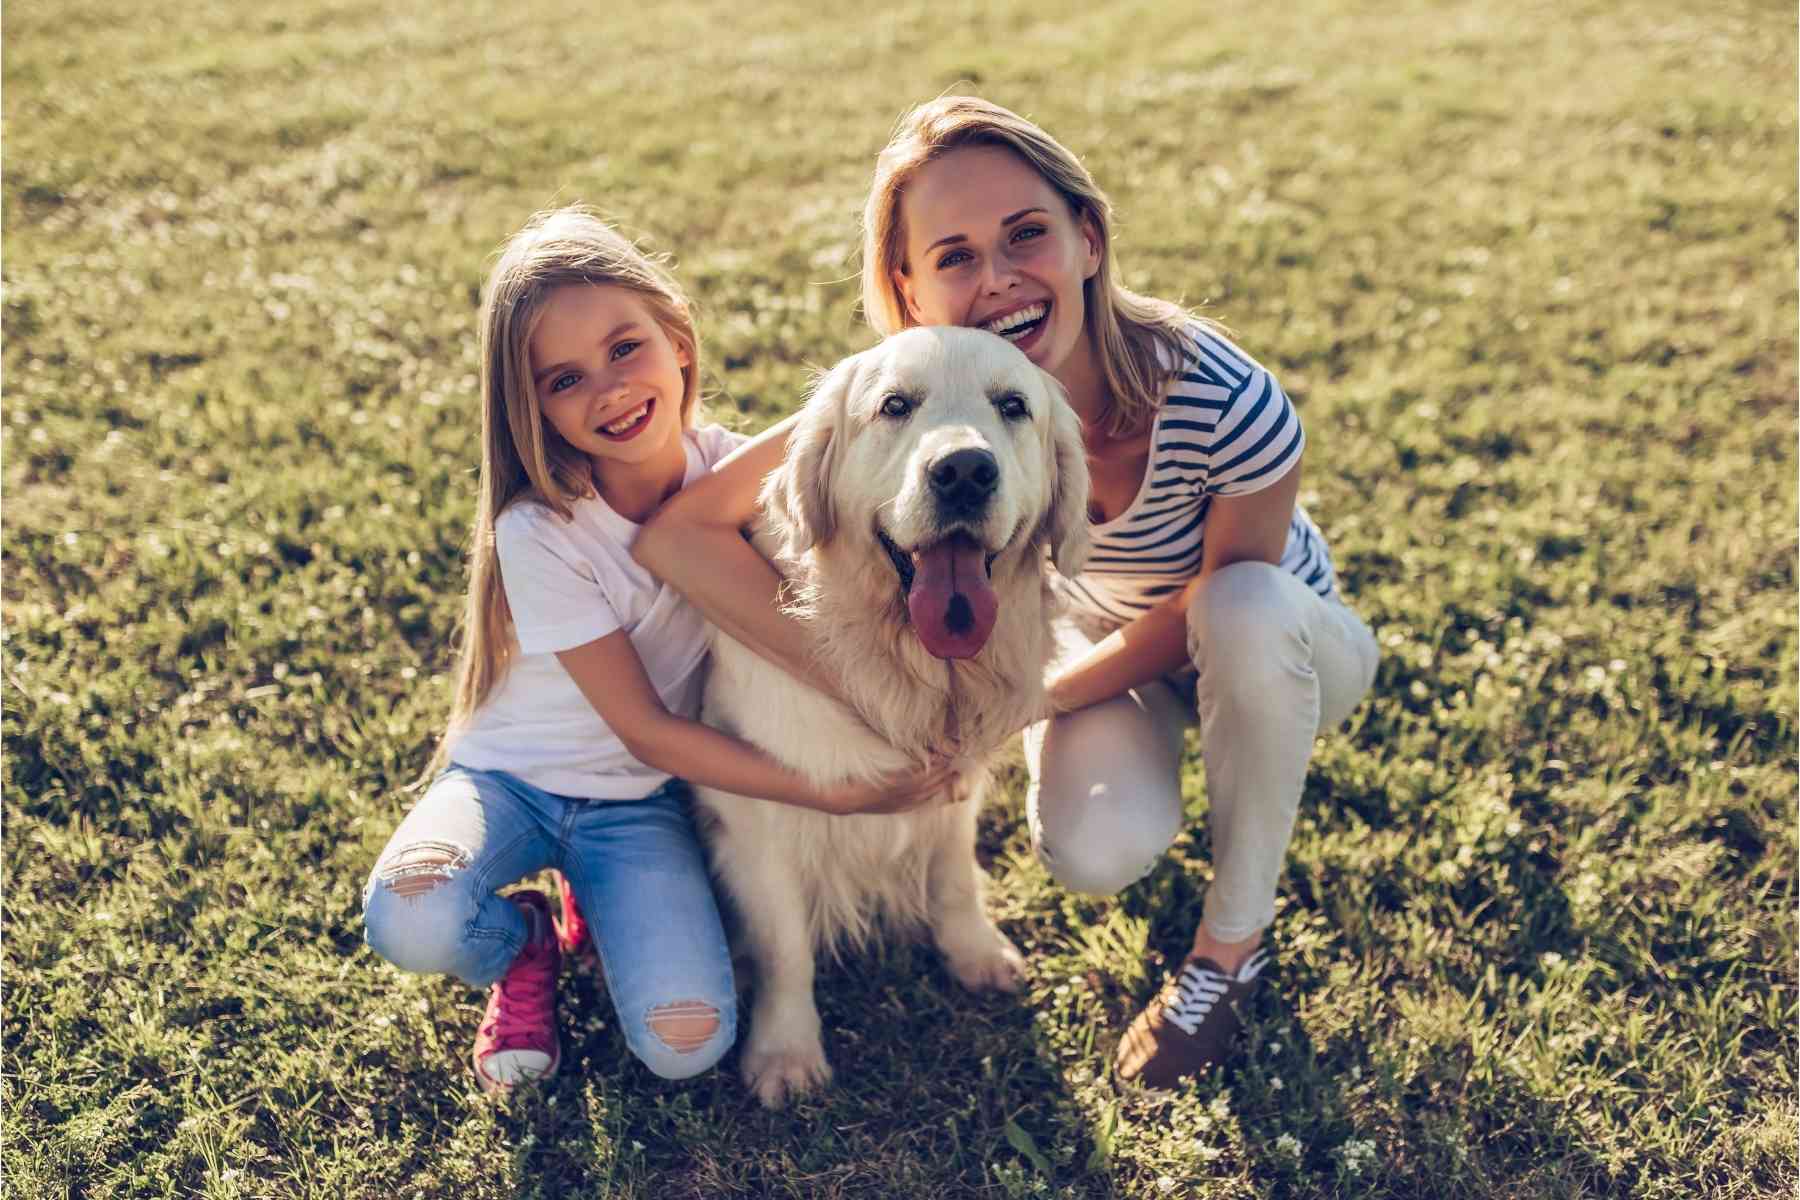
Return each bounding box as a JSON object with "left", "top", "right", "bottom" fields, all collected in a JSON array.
[
  {"left": 861, "top": 95, "right": 1209, "bottom": 437},
  {"left": 433, "top": 206, "right": 702, "bottom": 770}
]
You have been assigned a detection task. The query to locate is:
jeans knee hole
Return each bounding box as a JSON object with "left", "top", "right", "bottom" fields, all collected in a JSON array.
[
  {"left": 375, "top": 840, "right": 470, "bottom": 898},
  {"left": 646, "top": 1000, "right": 721, "bottom": 1054}
]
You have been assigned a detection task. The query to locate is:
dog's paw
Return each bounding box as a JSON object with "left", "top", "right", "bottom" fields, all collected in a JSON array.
[
  {"left": 743, "top": 1038, "right": 833, "bottom": 1110},
  {"left": 946, "top": 932, "right": 1028, "bottom": 994}
]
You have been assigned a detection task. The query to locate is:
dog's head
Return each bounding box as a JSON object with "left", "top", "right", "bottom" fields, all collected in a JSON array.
[{"left": 766, "top": 326, "right": 1090, "bottom": 660}]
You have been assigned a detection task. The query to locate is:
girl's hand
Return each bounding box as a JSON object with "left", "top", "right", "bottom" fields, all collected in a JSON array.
[{"left": 812, "top": 756, "right": 962, "bottom": 815}]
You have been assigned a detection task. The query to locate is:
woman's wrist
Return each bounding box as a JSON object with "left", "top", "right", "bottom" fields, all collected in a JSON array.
[{"left": 1044, "top": 670, "right": 1085, "bottom": 716}]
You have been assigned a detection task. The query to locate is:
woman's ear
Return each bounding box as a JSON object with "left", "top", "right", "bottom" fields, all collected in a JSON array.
[
  {"left": 1079, "top": 213, "right": 1103, "bottom": 282},
  {"left": 891, "top": 265, "right": 922, "bottom": 325},
  {"left": 765, "top": 353, "right": 860, "bottom": 554},
  {"left": 1037, "top": 372, "right": 1092, "bottom": 575}
]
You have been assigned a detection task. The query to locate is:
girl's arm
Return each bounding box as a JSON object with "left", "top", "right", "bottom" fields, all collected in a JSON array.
[
  {"left": 631, "top": 415, "right": 847, "bottom": 695},
  {"left": 556, "top": 631, "right": 955, "bottom": 814},
  {"left": 1047, "top": 461, "right": 1302, "bottom": 713}
]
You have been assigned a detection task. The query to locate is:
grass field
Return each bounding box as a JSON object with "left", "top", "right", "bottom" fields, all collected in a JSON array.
[{"left": 4, "top": 1, "right": 1796, "bottom": 1196}]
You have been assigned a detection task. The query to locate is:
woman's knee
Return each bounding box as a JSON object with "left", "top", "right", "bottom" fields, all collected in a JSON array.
[
  {"left": 1034, "top": 784, "right": 1182, "bottom": 897},
  {"left": 361, "top": 841, "right": 480, "bottom": 976},
  {"left": 1188, "top": 562, "right": 1305, "bottom": 653},
  {"left": 628, "top": 995, "right": 738, "bottom": 1080},
  {"left": 1186, "top": 562, "right": 1315, "bottom": 697}
]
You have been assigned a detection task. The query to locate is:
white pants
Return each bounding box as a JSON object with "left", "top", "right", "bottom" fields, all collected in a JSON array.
[{"left": 1024, "top": 561, "right": 1380, "bottom": 942}]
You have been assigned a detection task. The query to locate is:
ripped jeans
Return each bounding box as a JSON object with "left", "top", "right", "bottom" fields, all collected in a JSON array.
[{"left": 361, "top": 766, "right": 736, "bottom": 1080}]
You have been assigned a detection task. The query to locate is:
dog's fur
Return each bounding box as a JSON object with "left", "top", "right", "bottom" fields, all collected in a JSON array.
[{"left": 692, "top": 326, "right": 1090, "bottom": 1108}]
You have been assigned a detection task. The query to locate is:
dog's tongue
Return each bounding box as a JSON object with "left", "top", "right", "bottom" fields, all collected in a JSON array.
[{"left": 906, "top": 534, "right": 998, "bottom": 659}]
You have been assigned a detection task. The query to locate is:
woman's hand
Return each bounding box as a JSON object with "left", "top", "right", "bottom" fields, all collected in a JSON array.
[{"left": 810, "top": 756, "right": 963, "bottom": 815}]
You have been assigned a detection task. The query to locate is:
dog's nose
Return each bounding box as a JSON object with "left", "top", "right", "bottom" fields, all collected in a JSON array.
[{"left": 929, "top": 447, "right": 999, "bottom": 515}]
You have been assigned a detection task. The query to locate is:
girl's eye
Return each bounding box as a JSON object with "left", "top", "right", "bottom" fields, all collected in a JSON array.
[
  {"left": 550, "top": 372, "right": 581, "bottom": 394},
  {"left": 610, "top": 340, "right": 640, "bottom": 361},
  {"left": 879, "top": 392, "right": 913, "bottom": 419},
  {"left": 994, "top": 392, "right": 1029, "bottom": 420},
  {"left": 1011, "top": 225, "right": 1046, "bottom": 244},
  {"left": 935, "top": 249, "right": 971, "bottom": 270}
]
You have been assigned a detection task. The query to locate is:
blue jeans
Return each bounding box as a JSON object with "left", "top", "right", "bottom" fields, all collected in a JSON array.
[{"left": 361, "top": 766, "right": 736, "bottom": 1080}]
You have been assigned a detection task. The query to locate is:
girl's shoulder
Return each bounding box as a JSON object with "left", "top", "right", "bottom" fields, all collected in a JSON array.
[
  {"left": 687, "top": 422, "right": 751, "bottom": 470},
  {"left": 493, "top": 490, "right": 602, "bottom": 549}
]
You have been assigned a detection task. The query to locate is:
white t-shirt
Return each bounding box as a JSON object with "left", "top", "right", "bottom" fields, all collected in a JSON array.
[{"left": 448, "top": 423, "right": 747, "bottom": 799}]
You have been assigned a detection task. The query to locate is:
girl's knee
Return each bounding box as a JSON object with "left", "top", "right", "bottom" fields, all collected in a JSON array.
[
  {"left": 361, "top": 841, "right": 479, "bottom": 976},
  {"left": 630, "top": 996, "right": 737, "bottom": 1080}
]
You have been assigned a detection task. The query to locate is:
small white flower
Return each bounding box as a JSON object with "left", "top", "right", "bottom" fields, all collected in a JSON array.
[
  {"left": 1275, "top": 1133, "right": 1302, "bottom": 1158},
  {"left": 631, "top": 1140, "right": 645, "bottom": 1152},
  {"left": 1337, "top": 1138, "right": 1378, "bottom": 1175},
  {"left": 1155, "top": 1176, "right": 1176, "bottom": 1194},
  {"left": 1269, "top": 1076, "right": 1284, "bottom": 1091}
]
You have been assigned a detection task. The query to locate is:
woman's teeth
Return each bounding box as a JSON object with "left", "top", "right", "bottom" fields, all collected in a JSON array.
[{"left": 982, "top": 303, "right": 1048, "bottom": 341}]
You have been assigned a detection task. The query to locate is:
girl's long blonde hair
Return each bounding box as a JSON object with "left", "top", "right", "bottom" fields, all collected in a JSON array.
[
  {"left": 433, "top": 206, "right": 701, "bottom": 771},
  {"left": 860, "top": 95, "right": 1210, "bottom": 438}
]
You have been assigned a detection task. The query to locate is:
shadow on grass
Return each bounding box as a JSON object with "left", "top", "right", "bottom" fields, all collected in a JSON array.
[{"left": 538, "top": 936, "right": 1098, "bottom": 1199}]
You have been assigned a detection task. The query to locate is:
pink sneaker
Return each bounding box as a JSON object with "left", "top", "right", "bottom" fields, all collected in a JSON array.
[
  {"left": 471, "top": 890, "right": 561, "bottom": 1094},
  {"left": 551, "top": 870, "right": 593, "bottom": 963}
]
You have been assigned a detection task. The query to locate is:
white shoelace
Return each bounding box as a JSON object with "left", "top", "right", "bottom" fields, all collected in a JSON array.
[{"left": 1162, "top": 948, "right": 1270, "bottom": 1037}]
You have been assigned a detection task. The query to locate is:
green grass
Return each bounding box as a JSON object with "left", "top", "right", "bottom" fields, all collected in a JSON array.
[{"left": 4, "top": 0, "right": 1795, "bottom": 1196}]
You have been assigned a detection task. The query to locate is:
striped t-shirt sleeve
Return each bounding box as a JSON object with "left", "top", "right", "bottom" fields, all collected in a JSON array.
[{"left": 1201, "top": 352, "right": 1305, "bottom": 498}]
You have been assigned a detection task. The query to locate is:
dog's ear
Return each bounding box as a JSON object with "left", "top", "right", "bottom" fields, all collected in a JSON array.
[
  {"left": 765, "top": 353, "right": 858, "bottom": 554},
  {"left": 1039, "top": 371, "right": 1092, "bottom": 576}
]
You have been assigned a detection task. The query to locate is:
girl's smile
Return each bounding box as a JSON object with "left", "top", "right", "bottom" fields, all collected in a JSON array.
[
  {"left": 529, "top": 284, "right": 691, "bottom": 515},
  {"left": 598, "top": 397, "right": 656, "bottom": 441}
]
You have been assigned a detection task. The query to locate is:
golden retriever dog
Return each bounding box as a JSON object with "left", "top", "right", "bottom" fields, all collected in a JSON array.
[{"left": 693, "top": 326, "right": 1090, "bottom": 1108}]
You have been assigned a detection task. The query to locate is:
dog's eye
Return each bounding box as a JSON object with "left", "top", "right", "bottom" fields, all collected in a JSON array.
[
  {"left": 879, "top": 392, "right": 913, "bottom": 419},
  {"left": 994, "top": 391, "right": 1030, "bottom": 420}
]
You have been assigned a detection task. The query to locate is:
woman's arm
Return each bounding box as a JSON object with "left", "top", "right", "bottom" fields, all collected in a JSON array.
[
  {"left": 1047, "top": 461, "right": 1302, "bottom": 713},
  {"left": 632, "top": 414, "right": 844, "bottom": 697},
  {"left": 556, "top": 632, "right": 955, "bottom": 814}
]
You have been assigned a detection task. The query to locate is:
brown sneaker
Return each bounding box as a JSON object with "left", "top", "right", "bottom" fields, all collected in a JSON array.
[{"left": 1114, "top": 948, "right": 1269, "bottom": 1088}]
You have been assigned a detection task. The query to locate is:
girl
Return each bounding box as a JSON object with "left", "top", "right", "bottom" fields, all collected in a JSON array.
[
  {"left": 635, "top": 99, "right": 1380, "bottom": 1088},
  {"left": 362, "top": 207, "right": 952, "bottom": 1094}
]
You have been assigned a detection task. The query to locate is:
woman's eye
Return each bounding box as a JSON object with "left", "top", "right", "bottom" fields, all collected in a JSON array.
[
  {"left": 879, "top": 393, "right": 913, "bottom": 418},
  {"left": 995, "top": 392, "right": 1029, "bottom": 420},
  {"left": 935, "top": 249, "right": 971, "bottom": 270},
  {"left": 550, "top": 372, "right": 581, "bottom": 394},
  {"left": 1011, "top": 225, "right": 1045, "bottom": 244},
  {"left": 610, "top": 340, "right": 640, "bottom": 361}
]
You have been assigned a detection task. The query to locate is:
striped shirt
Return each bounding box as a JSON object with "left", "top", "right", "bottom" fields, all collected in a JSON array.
[{"left": 1054, "top": 324, "right": 1337, "bottom": 627}]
